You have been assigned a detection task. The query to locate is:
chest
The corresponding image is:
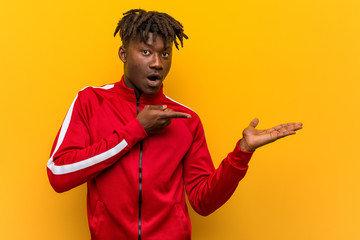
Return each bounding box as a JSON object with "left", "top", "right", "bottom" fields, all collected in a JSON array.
[{"left": 85, "top": 96, "right": 193, "bottom": 163}]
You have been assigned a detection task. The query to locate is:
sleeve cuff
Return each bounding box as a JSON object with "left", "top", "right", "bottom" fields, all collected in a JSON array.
[
  {"left": 228, "top": 139, "right": 254, "bottom": 169},
  {"left": 121, "top": 118, "right": 148, "bottom": 147}
]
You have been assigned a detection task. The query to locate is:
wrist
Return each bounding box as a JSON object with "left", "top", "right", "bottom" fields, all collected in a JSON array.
[{"left": 238, "top": 139, "right": 255, "bottom": 152}]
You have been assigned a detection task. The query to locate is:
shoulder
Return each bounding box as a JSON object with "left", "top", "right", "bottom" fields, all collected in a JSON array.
[
  {"left": 76, "top": 83, "right": 117, "bottom": 102},
  {"left": 67, "top": 83, "right": 118, "bottom": 114},
  {"left": 164, "top": 96, "right": 207, "bottom": 141},
  {"left": 163, "top": 95, "right": 203, "bottom": 130},
  {"left": 164, "top": 95, "right": 198, "bottom": 117},
  {"left": 78, "top": 83, "right": 116, "bottom": 96}
]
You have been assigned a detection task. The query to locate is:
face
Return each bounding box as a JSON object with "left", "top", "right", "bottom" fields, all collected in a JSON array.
[{"left": 119, "top": 32, "right": 173, "bottom": 95}]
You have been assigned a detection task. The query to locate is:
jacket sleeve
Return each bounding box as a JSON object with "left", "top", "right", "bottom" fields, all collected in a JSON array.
[
  {"left": 47, "top": 90, "right": 147, "bottom": 193},
  {"left": 183, "top": 117, "right": 253, "bottom": 216}
]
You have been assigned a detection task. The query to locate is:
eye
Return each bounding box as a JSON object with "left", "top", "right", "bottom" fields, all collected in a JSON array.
[
  {"left": 162, "top": 52, "right": 169, "bottom": 57},
  {"left": 142, "top": 50, "right": 150, "bottom": 55}
]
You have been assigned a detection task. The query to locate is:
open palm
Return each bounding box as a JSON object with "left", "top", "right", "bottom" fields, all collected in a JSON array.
[{"left": 239, "top": 118, "right": 303, "bottom": 152}]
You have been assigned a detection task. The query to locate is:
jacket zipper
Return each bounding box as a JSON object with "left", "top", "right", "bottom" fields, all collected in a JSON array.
[{"left": 136, "top": 96, "right": 143, "bottom": 240}]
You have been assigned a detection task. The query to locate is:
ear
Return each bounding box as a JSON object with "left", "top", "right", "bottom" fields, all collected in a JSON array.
[{"left": 118, "top": 46, "right": 127, "bottom": 63}]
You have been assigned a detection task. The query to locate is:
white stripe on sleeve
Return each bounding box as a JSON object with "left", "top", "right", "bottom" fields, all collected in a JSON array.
[{"left": 47, "top": 84, "right": 128, "bottom": 175}]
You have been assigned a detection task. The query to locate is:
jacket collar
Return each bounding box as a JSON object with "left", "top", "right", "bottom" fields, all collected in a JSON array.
[{"left": 115, "top": 75, "right": 165, "bottom": 104}]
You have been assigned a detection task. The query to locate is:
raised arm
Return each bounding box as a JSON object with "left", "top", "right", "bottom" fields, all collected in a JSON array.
[{"left": 183, "top": 117, "right": 302, "bottom": 216}]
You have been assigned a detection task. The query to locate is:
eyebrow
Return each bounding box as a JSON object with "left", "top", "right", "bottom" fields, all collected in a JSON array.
[{"left": 141, "top": 41, "right": 172, "bottom": 51}]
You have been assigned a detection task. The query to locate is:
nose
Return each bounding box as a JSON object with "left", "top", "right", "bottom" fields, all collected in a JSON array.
[{"left": 149, "top": 54, "right": 163, "bottom": 70}]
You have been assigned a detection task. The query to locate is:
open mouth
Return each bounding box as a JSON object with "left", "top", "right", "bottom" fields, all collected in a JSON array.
[
  {"left": 147, "top": 75, "right": 161, "bottom": 81},
  {"left": 146, "top": 74, "right": 162, "bottom": 87}
]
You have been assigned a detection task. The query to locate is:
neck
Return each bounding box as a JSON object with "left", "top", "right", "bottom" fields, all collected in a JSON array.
[
  {"left": 134, "top": 88, "right": 142, "bottom": 100},
  {"left": 123, "top": 76, "right": 142, "bottom": 99}
]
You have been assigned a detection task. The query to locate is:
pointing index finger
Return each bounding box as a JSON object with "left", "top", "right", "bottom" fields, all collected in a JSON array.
[
  {"left": 160, "top": 111, "right": 191, "bottom": 119},
  {"left": 147, "top": 105, "right": 167, "bottom": 110}
]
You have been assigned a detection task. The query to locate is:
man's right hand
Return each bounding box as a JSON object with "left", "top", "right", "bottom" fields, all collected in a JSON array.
[{"left": 136, "top": 105, "right": 191, "bottom": 135}]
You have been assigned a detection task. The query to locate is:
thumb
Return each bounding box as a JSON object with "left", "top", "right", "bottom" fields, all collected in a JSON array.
[{"left": 249, "top": 118, "right": 259, "bottom": 128}]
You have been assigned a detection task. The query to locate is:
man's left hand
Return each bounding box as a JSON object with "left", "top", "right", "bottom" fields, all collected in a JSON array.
[{"left": 238, "top": 118, "right": 303, "bottom": 152}]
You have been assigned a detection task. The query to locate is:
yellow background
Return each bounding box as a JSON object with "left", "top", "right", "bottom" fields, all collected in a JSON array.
[{"left": 1, "top": 0, "right": 359, "bottom": 239}]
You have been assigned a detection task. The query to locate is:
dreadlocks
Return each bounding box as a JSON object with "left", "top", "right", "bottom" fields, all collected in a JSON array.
[{"left": 114, "top": 9, "right": 188, "bottom": 50}]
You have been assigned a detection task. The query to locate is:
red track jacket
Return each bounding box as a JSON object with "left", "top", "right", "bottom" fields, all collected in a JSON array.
[{"left": 47, "top": 77, "right": 254, "bottom": 240}]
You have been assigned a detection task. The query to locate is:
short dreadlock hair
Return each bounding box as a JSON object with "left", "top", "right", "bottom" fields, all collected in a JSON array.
[{"left": 114, "top": 9, "right": 188, "bottom": 50}]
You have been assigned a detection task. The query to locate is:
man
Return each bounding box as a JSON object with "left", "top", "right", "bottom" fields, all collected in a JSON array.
[{"left": 47, "top": 9, "right": 302, "bottom": 240}]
